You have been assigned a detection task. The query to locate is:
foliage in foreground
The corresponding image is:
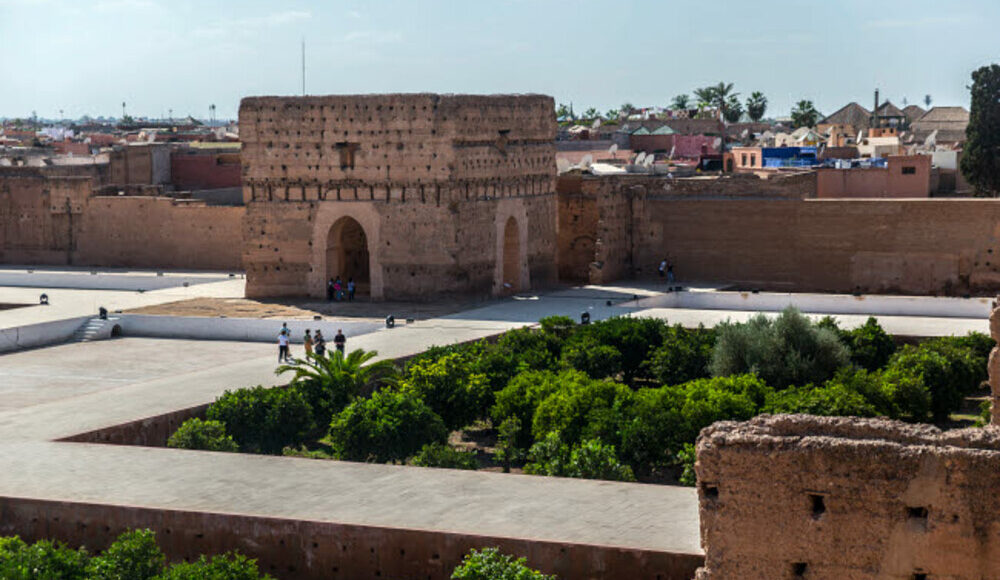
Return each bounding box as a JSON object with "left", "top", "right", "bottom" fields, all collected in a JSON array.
[
  {"left": 329, "top": 389, "right": 448, "bottom": 463},
  {"left": 451, "top": 547, "right": 555, "bottom": 580},
  {"left": 0, "top": 529, "right": 272, "bottom": 580},
  {"left": 166, "top": 418, "right": 239, "bottom": 453}
]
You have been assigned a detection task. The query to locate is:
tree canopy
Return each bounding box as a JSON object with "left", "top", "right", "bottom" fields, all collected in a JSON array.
[{"left": 960, "top": 64, "right": 1000, "bottom": 196}]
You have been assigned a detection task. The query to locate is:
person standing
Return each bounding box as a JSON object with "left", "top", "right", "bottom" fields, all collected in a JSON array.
[
  {"left": 327, "top": 278, "right": 335, "bottom": 302},
  {"left": 277, "top": 329, "right": 290, "bottom": 363},
  {"left": 303, "top": 329, "right": 313, "bottom": 357},
  {"left": 333, "top": 328, "right": 346, "bottom": 354},
  {"left": 334, "top": 277, "right": 343, "bottom": 301},
  {"left": 667, "top": 261, "right": 675, "bottom": 285},
  {"left": 347, "top": 278, "right": 356, "bottom": 301},
  {"left": 314, "top": 330, "right": 326, "bottom": 356},
  {"left": 658, "top": 258, "right": 667, "bottom": 281}
]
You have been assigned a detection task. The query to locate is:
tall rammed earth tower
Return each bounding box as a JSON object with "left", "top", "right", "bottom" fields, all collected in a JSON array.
[{"left": 239, "top": 93, "right": 558, "bottom": 300}]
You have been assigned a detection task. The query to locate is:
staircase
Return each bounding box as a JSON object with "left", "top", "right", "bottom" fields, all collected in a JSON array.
[{"left": 71, "top": 317, "right": 119, "bottom": 343}]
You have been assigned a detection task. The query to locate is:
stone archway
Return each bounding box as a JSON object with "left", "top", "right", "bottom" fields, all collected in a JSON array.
[
  {"left": 326, "top": 217, "right": 370, "bottom": 297},
  {"left": 501, "top": 216, "right": 521, "bottom": 294}
]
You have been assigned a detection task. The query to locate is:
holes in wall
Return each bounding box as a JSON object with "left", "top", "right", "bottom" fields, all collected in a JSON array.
[
  {"left": 791, "top": 562, "right": 808, "bottom": 578},
  {"left": 912, "top": 573, "right": 928, "bottom": 580},
  {"left": 809, "top": 494, "right": 826, "bottom": 519},
  {"left": 701, "top": 483, "right": 719, "bottom": 501}
]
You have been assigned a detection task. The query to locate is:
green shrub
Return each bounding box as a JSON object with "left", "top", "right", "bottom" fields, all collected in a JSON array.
[
  {"left": 329, "top": 389, "right": 448, "bottom": 463},
  {"left": 650, "top": 324, "right": 715, "bottom": 386},
  {"left": 619, "top": 387, "right": 686, "bottom": 473},
  {"left": 539, "top": 315, "right": 576, "bottom": 341},
  {"left": 844, "top": 317, "right": 896, "bottom": 371},
  {"left": 478, "top": 328, "right": 563, "bottom": 391},
  {"left": 531, "top": 374, "right": 634, "bottom": 448},
  {"left": 672, "top": 374, "right": 771, "bottom": 441},
  {"left": 710, "top": 308, "right": 849, "bottom": 389},
  {"left": 167, "top": 418, "right": 238, "bottom": 453},
  {"left": 764, "top": 383, "right": 878, "bottom": 417},
  {"left": 155, "top": 552, "right": 272, "bottom": 579},
  {"left": 87, "top": 529, "right": 164, "bottom": 580},
  {"left": 409, "top": 443, "right": 478, "bottom": 470},
  {"left": 401, "top": 353, "right": 491, "bottom": 431},
  {"left": 675, "top": 443, "right": 698, "bottom": 487},
  {"left": 206, "top": 386, "right": 313, "bottom": 454},
  {"left": 887, "top": 342, "right": 982, "bottom": 423},
  {"left": 524, "top": 433, "right": 635, "bottom": 482},
  {"left": 567, "top": 317, "right": 667, "bottom": 383},
  {"left": 490, "top": 370, "right": 567, "bottom": 450},
  {"left": 494, "top": 416, "right": 525, "bottom": 472},
  {"left": 976, "top": 399, "right": 992, "bottom": 427},
  {"left": 0, "top": 537, "right": 89, "bottom": 580},
  {"left": 560, "top": 337, "right": 622, "bottom": 379},
  {"left": 451, "top": 547, "right": 554, "bottom": 580}
]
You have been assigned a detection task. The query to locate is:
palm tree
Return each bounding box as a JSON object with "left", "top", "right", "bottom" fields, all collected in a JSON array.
[
  {"left": 583, "top": 107, "right": 599, "bottom": 120},
  {"left": 724, "top": 95, "right": 743, "bottom": 123},
  {"left": 277, "top": 348, "right": 398, "bottom": 421},
  {"left": 620, "top": 102, "right": 637, "bottom": 117},
  {"left": 693, "top": 87, "right": 717, "bottom": 111},
  {"left": 604, "top": 108, "right": 620, "bottom": 121},
  {"left": 671, "top": 94, "right": 691, "bottom": 110},
  {"left": 924, "top": 94, "right": 932, "bottom": 108},
  {"left": 791, "top": 100, "right": 821, "bottom": 129},
  {"left": 746, "top": 92, "right": 768, "bottom": 122}
]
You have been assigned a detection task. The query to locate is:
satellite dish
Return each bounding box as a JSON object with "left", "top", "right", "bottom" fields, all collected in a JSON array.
[
  {"left": 556, "top": 158, "right": 572, "bottom": 173},
  {"left": 592, "top": 118, "right": 601, "bottom": 129},
  {"left": 669, "top": 145, "right": 676, "bottom": 159},
  {"left": 635, "top": 152, "right": 646, "bottom": 166},
  {"left": 580, "top": 154, "right": 593, "bottom": 168},
  {"left": 856, "top": 131, "right": 863, "bottom": 143},
  {"left": 609, "top": 143, "right": 618, "bottom": 155},
  {"left": 712, "top": 137, "right": 722, "bottom": 150},
  {"left": 924, "top": 129, "right": 937, "bottom": 147},
  {"left": 644, "top": 155, "right": 655, "bottom": 168}
]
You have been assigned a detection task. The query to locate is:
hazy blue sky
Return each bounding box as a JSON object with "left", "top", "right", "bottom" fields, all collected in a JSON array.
[{"left": 1, "top": 0, "right": 997, "bottom": 120}]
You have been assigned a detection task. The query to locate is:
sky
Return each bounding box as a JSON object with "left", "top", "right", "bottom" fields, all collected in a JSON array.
[{"left": 1, "top": 0, "right": 998, "bottom": 121}]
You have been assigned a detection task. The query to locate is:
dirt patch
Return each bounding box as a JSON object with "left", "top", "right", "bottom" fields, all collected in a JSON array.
[{"left": 126, "top": 296, "right": 487, "bottom": 321}]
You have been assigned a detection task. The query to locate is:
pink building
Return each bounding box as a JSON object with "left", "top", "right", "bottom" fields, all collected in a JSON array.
[{"left": 816, "top": 155, "right": 931, "bottom": 198}]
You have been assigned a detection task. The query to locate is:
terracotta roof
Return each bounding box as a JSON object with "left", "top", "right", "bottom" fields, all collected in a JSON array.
[
  {"left": 902, "top": 105, "right": 925, "bottom": 124},
  {"left": 911, "top": 106, "right": 969, "bottom": 143},
  {"left": 819, "top": 102, "right": 871, "bottom": 129},
  {"left": 917, "top": 106, "right": 969, "bottom": 123},
  {"left": 875, "top": 101, "right": 905, "bottom": 118}
]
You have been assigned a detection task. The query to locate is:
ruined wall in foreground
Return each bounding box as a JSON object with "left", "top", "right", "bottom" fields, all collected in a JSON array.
[{"left": 696, "top": 414, "right": 1000, "bottom": 579}]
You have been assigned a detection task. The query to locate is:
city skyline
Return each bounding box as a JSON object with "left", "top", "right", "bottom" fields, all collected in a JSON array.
[{"left": 1, "top": 0, "right": 996, "bottom": 120}]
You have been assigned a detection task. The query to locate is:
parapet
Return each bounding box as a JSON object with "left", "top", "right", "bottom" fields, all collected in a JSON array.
[{"left": 696, "top": 414, "right": 1000, "bottom": 579}]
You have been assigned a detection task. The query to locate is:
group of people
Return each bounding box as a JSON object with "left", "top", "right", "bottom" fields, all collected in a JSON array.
[
  {"left": 657, "top": 258, "right": 675, "bottom": 284},
  {"left": 326, "top": 277, "right": 356, "bottom": 302},
  {"left": 277, "top": 323, "right": 346, "bottom": 364}
]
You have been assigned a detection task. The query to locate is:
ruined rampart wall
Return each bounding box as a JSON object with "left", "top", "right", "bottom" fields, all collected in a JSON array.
[
  {"left": 696, "top": 414, "right": 1000, "bottom": 579},
  {"left": 0, "top": 173, "right": 242, "bottom": 270}
]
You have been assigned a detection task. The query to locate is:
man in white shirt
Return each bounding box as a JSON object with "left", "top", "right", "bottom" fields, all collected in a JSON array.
[{"left": 277, "top": 329, "right": 291, "bottom": 363}]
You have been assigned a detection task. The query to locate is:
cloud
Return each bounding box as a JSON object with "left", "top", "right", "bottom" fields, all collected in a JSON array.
[
  {"left": 94, "top": 0, "right": 158, "bottom": 12},
  {"left": 867, "top": 15, "right": 964, "bottom": 29},
  {"left": 342, "top": 30, "right": 402, "bottom": 44},
  {"left": 191, "top": 10, "right": 311, "bottom": 39}
]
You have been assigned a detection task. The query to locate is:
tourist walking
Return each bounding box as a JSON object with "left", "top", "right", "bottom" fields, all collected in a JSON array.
[
  {"left": 326, "top": 278, "right": 335, "bottom": 302},
  {"left": 304, "top": 329, "right": 313, "bottom": 357},
  {"left": 334, "top": 277, "right": 343, "bottom": 301},
  {"left": 277, "top": 329, "right": 291, "bottom": 363},
  {"left": 347, "top": 278, "right": 356, "bottom": 301},
  {"left": 667, "top": 261, "right": 675, "bottom": 285},
  {"left": 314, "top": 330, "right": 326, "bottom": 356},
  {"left": 333, "top": 328, "right": 346, "bottom": 354},
  {"left": 658, "top": 258, "right": 667, "bottom": 280}
]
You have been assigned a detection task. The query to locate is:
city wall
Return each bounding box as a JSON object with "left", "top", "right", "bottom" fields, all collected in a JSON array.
[
  {"left": 0, "top": 496, "right": 702, "bottom": 580},
  {"left": 559, "top": 174, "right": 1000, "bottom": 295},
  {"left": 0, "top": 172, "right": 242, "bottom": 270}
]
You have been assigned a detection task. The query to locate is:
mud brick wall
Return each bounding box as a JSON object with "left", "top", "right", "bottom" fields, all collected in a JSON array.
[
  {"left": 239, "top": 94, "right": 558, "bottom": 300},
  {"left": 696, "top": 414, "right": 1000, "bottom": 579},
  {"left": 0, "top": 173, "right": 90, "bottom": 264},
  {"left": 0, "top": 497, "right": 703, "bottom": 580}
]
